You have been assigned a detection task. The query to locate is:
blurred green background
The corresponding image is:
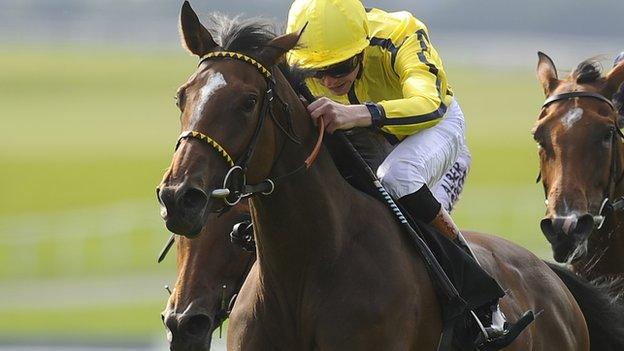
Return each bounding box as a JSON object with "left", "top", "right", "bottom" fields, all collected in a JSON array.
[
  {"left": 0, "top": 47, "right": 548, "bottom": 341},
  {"left": 1, "top": 0, "right": 621, "bottom": 349}
]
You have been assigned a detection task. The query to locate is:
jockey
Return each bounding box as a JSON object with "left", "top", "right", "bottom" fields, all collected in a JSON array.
[
  {"left": 286, "top": 0, "right": 530, "bottom": 346},
  {"left": 614, "top": 52, "right": 624, "bottom": 121}
]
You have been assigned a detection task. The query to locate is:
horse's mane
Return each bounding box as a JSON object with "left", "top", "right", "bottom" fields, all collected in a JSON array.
[
  {"left": 572, "top": 58, "right": 604, "bottom": 84},
  {"left": 207, "top": 13, "right": 277, "bottom": 56},
  {"left": 206, "top": 13, "right": 315, "bottom": 83}
]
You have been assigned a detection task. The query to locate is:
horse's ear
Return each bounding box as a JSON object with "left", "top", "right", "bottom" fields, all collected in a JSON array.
[
  {"left": 603, "top": 61, "right": 624, "bottom": 99},
  {"left": 258, "top": 24, "right": 307, "bottom": 66},
  {"left": 179, "top": 1, "right": 218, "bottom": 57},
  {"left": 537, "top": 51, "right": 560, "bottom": 96}
]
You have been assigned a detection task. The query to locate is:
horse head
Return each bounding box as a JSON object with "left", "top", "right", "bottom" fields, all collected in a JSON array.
[
  {"left": 534, "top": 52, "right": 624, "bottom": 264},
  {"left": 156, "top": 1, "right": 305, "bottom": 237},
  {"left": 161, "top": 203, "right": 254, "bottom": 351}
]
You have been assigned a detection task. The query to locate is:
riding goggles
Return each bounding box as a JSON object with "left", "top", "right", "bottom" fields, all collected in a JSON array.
[{"left": 313, "top": 54, "right": 362, "bottom": 79}]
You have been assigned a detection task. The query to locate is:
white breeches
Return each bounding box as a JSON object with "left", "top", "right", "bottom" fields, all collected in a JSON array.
[{"left": 377, "top": 99, "right": 471, "bottom": 212}]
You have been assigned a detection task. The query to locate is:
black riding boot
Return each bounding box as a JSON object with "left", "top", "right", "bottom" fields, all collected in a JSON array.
[{"left": 399, "top": 186, "right": 535, "bottom": 350}]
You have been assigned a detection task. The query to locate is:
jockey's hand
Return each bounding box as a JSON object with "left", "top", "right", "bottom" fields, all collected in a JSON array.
[{"left": 307, "top": 97, "right": 371, "bottom": 133}]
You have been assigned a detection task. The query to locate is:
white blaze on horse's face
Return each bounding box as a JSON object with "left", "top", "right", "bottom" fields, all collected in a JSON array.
[
  {"left": 192, "top": 71, "right": 227, "bottom": 128},
  {"left": 561, "top": 107, "right": 584, "bottom": 130}
]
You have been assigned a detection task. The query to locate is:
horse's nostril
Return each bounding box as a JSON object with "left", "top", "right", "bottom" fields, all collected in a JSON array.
[
  {"left": 181, "top": 314, "right": 212, "bottom": 337},
  {"left": 540, "top": 218, "right": 557, "bottom": 242},
  {"left": 181, "top": 188, "right": 208, "bottom": 210},
  {"left": 573, "top": 214, "right": 595, "bottom": 241}
]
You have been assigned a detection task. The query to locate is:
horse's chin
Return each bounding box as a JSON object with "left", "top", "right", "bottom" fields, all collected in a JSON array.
[
  {"left": 552, "top": 245, "right": 576, "bottom": 264},
  {"left": 552, "top": 243, "right": 587, "bottom": 264},
  {"left": 165, "top": 215, "right": 206, "bottom": 238},
  {"left": 169, "top": 335, "right": 213, "bottom": 351}
]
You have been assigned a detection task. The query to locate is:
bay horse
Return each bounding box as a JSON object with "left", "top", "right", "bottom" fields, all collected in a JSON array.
[
  {"left": 157, "top": 2, "right": 623, "bottom": 350},
  {"left": 534, "top": 52, "right": 624, "bottom": 280},
  {"left": 159, "top": 200, "right": 254, "bottom": 350}
]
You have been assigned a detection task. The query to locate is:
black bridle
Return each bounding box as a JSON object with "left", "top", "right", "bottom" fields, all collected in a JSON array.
[
  {"left": 542, "top": 91, "right": 615, "bottom": 110},
  {"left": 539, "top": 90, "right": 624, "bottom": 229},
  {"left": 174, "top": 51, "right": 304, "bottom": 208}
]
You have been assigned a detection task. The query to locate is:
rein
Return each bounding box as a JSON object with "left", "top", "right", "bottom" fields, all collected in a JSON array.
[
  {"left": 539, "top": 90, "right": 624, "bottom": 228},
  {"left": 174, "top": 51, "right": 323, "bottom": 208}
]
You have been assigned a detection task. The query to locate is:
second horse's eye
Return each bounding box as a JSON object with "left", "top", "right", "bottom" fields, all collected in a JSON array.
[
  {"left": 601, "top": 127, "right": 615, "bottom": 147},
  {"left": 242, "top": 96, "right": 258, "bottom": 112},
  {"left": 174, "top": 90, "right": 186, "bottom": 111}
]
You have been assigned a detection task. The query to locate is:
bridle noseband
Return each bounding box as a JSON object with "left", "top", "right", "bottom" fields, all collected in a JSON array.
[
  {"left": 540, "top": 90, "right": 624, "bottom": 229},
  {"left": 174, "top": 51, "right": 308, "bottom": 209}
]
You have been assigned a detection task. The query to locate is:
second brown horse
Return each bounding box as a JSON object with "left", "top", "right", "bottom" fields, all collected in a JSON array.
[
  {"left": 160, "top": 201, "right": 255, "bottom": 350},
  {"left": 534, "top": 53, "right": 624, "bottom": 280}
]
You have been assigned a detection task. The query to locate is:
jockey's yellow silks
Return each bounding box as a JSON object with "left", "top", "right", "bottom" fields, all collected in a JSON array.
[{"left": 287, "top": 3, "right": 454, "bottom": 138}]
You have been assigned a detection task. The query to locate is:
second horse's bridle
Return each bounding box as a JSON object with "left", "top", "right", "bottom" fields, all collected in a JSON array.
[{"left": 539, "top": 90, "right": 624, "bottom": 229}]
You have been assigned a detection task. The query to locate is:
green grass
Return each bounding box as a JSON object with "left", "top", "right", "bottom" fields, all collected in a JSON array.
[
  {"left": 448, "top": 65, "right": 549, "bottom": 251},
  {"left": 0, "top": 47, "right": 551, "bottom": 339},
  {"left": 0, "top": 302, "right": 164, "bottom": 340}
]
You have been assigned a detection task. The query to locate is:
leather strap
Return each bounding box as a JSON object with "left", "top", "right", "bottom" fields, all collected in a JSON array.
[{"left": 543, "top": 91, "right": 615, "bottom": 110}]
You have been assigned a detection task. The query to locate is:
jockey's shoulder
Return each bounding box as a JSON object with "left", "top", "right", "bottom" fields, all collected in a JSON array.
[{"left": 366, "top": 7, "right": 428, "bottom": 47}]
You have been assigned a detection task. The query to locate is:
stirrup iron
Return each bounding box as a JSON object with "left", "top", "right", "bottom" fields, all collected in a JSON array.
[{"left": 475, "top": 310, "right": 536, "bottom": 351}]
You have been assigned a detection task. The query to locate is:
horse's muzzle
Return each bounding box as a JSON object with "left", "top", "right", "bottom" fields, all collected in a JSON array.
[
  {"left": 540, "top": 214, "right": 594, "bottom": 262},
  {"left": 157, "top": 184, "right": 208, "bottom": 237},
  {"left": 163, "top": 309, "right": 214, "bottom": 351}
]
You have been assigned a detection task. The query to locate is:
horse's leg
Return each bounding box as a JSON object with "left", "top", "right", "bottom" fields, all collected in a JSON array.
[{"left": 467, "top": 233, "right": 590, "bottom": 351}]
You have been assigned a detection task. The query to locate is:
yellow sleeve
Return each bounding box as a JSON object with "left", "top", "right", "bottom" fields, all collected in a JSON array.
[{"left": 377, "top": 30, "right": 448, "bottom": 136}]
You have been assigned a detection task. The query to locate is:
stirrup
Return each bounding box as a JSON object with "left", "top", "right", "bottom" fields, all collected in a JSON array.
[{"left": 474, "top": 310, "right": 535, "bottom": 351}]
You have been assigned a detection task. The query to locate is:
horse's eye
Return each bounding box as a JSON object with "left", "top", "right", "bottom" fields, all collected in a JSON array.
[
  {"left": 174, "top": 92, "right": 185, "bottom": 111},
  {"left": 602, "top": 127, "right": 615, "bottom": 146},
  {"left": 534, "top": 136, "right": 546, "bottom": 150},
  {"left": 242, "top": 96, "right": 258, "bottom": 113}
]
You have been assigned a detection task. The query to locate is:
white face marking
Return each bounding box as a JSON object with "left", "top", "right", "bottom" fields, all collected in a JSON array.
[
  {"left": 192, "top": 72, "right": 227, "bottom": 127},
  {"left": 561, "top": 107, "right": 583, "bottom": 130}
]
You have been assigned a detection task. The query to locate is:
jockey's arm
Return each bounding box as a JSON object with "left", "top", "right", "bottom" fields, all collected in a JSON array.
[
  {"left": 306, "top": 30, "right": 449, "bottom": 136},
  {"left": 307, "top": 97, "right": 372, "bottom": 133},
  {"left": 375, "top": 33, "right": 447, "bottom": 137}
]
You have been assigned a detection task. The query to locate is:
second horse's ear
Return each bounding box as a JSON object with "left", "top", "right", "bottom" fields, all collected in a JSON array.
[
  {"left": 179, "top": 1, "right": 218, "bottom": 57},
  {"left": 258, "top": 24, "right": 307, "bottom": 67},
  {"left": 537, "top": 51, "right": 560, "bottom": 96}
]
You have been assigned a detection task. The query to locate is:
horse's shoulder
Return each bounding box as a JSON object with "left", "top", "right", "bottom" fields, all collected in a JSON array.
[{"left": 463, "top": 231, "right": 548, "bottom": 272}]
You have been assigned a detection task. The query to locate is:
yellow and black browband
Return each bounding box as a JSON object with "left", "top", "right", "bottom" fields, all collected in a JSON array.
[
  {"left": 176, "top": 131, "right": 235, "bottom": 168},
  {"left": 199, "top": 51, "right": 273, "bottom": 80}
]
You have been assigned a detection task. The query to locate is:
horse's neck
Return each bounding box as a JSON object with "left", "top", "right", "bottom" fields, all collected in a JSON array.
[
  {"left": 251, "top": 143, "right": 364, "bottom": 276},
  {"left": 248, "top": 83, "right": 384, "bottom": 291},
  {"left": 248, "top": 72, "right": 392, "bottom": 295},
  {"left": 613, "top": 143, "right": 624, "bottom": 239},
  {"left": 606, "top": 159, "right": 624, "bottom": 273},
  {"left": 584, "top": 147, "right": 624, "bottom": 277}
]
